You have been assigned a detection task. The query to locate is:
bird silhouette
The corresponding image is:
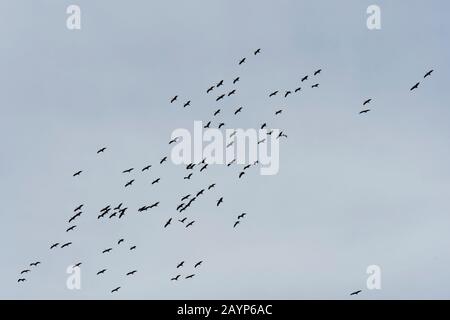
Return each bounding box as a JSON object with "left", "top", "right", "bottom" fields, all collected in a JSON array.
[
  {"left": 186, "top": 220, "right": 195, "bottom": 228},
  {"left": 217, "top": 197, "right": 224, "bottom": 206},
  {"left": 185, "top": 274, "right": 195, "bottom": 279},
  {"left": 30, "top": 262, "right": 41, "bottom": 267},
  {"left": 227, "top": 159, "right": 236, "bottom": 166},
  {"left": 359, "top": 109, "right": 371, "bottom": 114},
  {"left": 218, "top": 123, "right": 225, "bottom": 129},
  {"left": 169, "top": 137, "right": 179, "bottom": 145},
  {"left": 50, "top": 243, "right": 59, "bottom": 249},
  {"left": 109, "top": 212, "right": 117, "bottom": 219},
  {"left": 239, "top": 171, "right": 245, "bottom": 179},
  {"left": 184, "top": 173, "right": 192, "bottom": 180},
  {"left": 97, "top": 269, "right": 107, "bottom": 275},
  {"left": 208, "top": 184, "right": 216, "bottom": 190},
  {"left": 261, "top": 123, "right": 267, "bottom": 129},
  {"left": 20, "top": 269, "right": 30, "bottom": 274},
  {"left": 142, "top": 165, "right": 152, "bottom": 171},
  {"left": 123, "top": 168, "right": 134, "bottom": 173},
  {"left": 170, "top": 95, "right": 178, "bottom": 103},
  {"left": 410, "top": 82, "right": 420, "bottom": 91},
  {"left": 130, "top": 246, "right": 137, "bottom": 251},
  {"left": 151, "top": 178, "right": 161, "bottom": 185},
  {"left": 269, "top": 91, "right": 278, "bottom": 97},
  {"left": 126, "top": 270, "right": 137, "bottom": 276},
  {"left": 160, "top": 157, "right": 168, "bottom": 164},
  {"left": 234, "top": 107, "right": 243, "bottom": 115},
  {"left": 243, "top": 165, "right": 251, "bottom": 170},
  {"left": 164, "top": 218, "right": 172, "bottom": 228},
  {"left": 125, "top": 180, "right": 134, "bottom": 187},
  {"left": 118, "top": 239, "right": 124, "bottom": 245},
  {"left": 233, "top": 221, "right": 240, "bottom": 228},
  {"left": 214, "top": 109, "right": 221, "bottom": 116},
  {"left": 216, "top": 80, "right": 224, "bottom": 87},
  {"left": 18, "top": 278, "right": 26, "bottom": 283},
  {"left": 102, "top": 248, "right": 112, "bottom": 254},
  {"left": 97, "top": 147, "right": 106, "bottom": 154},
  {"left": 285, "top": 91, "right": 291, "bottom": 98},
  {"left": 295, "top": 87, "right": 301, "bottom": 93},
  {"left": 177, "top": 261, "right": 185, "bottom": 268},
  {"left": 254, "top": 48, "right": 261, "bottom": 55},
  {"left": 68, "top": 212, "right": 81, "bottom": 223},
  {"left": 74, "top": 262, "right": 82, "bottom": 268},
  {"left": 314, "top": 69, "right": 322, "bottom": 76},
  {"left": 301, "top": 75, "right": 308, "bottom": 82},
  {"left": 194, "top": 261, "right": 203, "bottom": 268},
  {"left": 233, "top": 77, "right": 240, "bottom": 84},
  {"left": 74, "top": 204, "right": 83, "bottom": 212},
  {"left": 216, "top": 94, "right": 225, "bottom": 101},
  {"left": 171, "top": 275, "right": 181, "bottom": 281},
  {"left": 114, "top": 203, "right": 123, "bottom": 211},
  {"left": 61, "top": 242, "right": 72, "bottom": 249},
  {"left": 424, "top": 70, "right": 434, "bottom": 78},
  {"left": 200, "top": 164, "right": 208, "bottom": 172},
  {"left": 66, "top": 225, "right": 76, "bottom": 232},
  {"left": 238, "top": 213, "right": 247, "bottom": 219},
  {"left": 73, "top": 170, "right": 82, "bottom": 177},
  {"left": 183, "top": 101, "right": 191, "bottom": 108},
  {"left": 228, "top": 90, "right": 236, "bottom": 96},
  {"left": 363, "top": 99, "right": 372, "bottom": 106},
  {"left": 238, "top": 58, "right": 246, "bottom": 65},
  {"left": 227, "top": 141, "right": 234, "bottom": 148},
  {"left": 275, "top": 109, "right": 283, "bottom": 115},
  {"left": 181, "top": 194, "right": 190, "bottom": 201},
  {"left": 350, "top": 290, "right": 362, "bottom": 296},
  {"left": 149, "top": 202, "right": 159, "bottom": 209},
  {"left": 100, "top": 205, "right": 111, "bottom": 213},
  {"left": 311, "top": 83, "right": 319, "bottom": 88},
  {"left": 207, "top": 86, "right": 214, "bottom": 93},
  {"left": 204, "top": 121, "right": 211, "bottom": 129},
  {"left": 111, "top": 287, "right": 121, "bottom": 293},
  {"left": 179, "top": 217, "right": 187, "bottom": 223}
]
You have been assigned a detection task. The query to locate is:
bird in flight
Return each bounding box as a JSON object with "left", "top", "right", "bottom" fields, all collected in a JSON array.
[
  {"left": 238, "top": 213, "right": 247, "bottom": 219},
  {"left": 359, "top": 109, "right": 371, "bottom": 115},
  {"left": 295, "top": 87, "right": 301, "bottom": 93},
  {"left": 181, "top": 194, "right": 190, "bottom": 201},
  {"left": 227, "top": 159, "right": 236, "bottom": 167},
  {"left": 424, "top": 69, "right": 434, "bottom": 78},
  {"left": 97, "top": 269, "right": 107, "bottom": 275},
  {"left": 102, "top": 248, "right": 112, "bottom": 254},
  {"left": 50, "top": 243, "right": 59, "bottom": 250},
  {"left": 130, "top": 246, "right": 137, "bottom": 251},
  {"left": 123, "top": 168, "right": 134, "bottom": 173},
  {"left": 275, "top": 109, "right": 283, "bottom": 115},
  {"left": 234, "top": 107, "right": 243, "bottom": 115},
  {"left": 151, "top": 178, "right": 160, "bottom": 185},
  {"left": 149, "top": 202, "right": 160, "bottom": 209},
  {"left": 30, "top": 261, "right": 41, "bottom": 267},
  {"left": 126, "top": 270, "right": 137, "bottom": 276},
  {"left": 20, "top": 269, "right": 30, "bottom": 274},
  {"left": 217, "top": 197, "right": 224, "bottom": 206},
  {"left": 301, "top": 75, "right": 308, "bottom": 82},
  {"left": 239, "top": 171, "right": 245, "bottom": 179},
  {"left": 160, "top": 156, "right": 168, "bottom": 164},
  {"left": 169, "top": 137, "right": 179, "bottom": 145},
  {"left": 233, "top": 221, "right": 240, "bottom": 228},
  {"left": 177, "top": 261, "right": 185, "bottom": 268},
  {"left": 216, "top": 80, "right": 224, "bottom": 87},
  {"left": 218, "top": 123, "right": 225, "bottom": 129},
  {"left": 66, "top": 225, "right": 77, "bottom": 233},
  {"left": 311, "top": 83, "right": 319, "bottom": 88},
  {"left": 74, "top": 262, "right": 82, "bottom": 268},
  {"left": 269, "top": 91, "right": 278, "bottom": 97},
  {"left": 183, "top": 100, "right": 191, "bottom": 108},
  {"left": 214, "top": 109, "right": 221, "bottom": 116},
  {"left": 314, "top": 69, "right": 322, "bottom": 76},
  {"left": 410, "top": 82, "right": 420, "bottom": 91},
  {"left": 142, "top": 165, "right": 152, "bottom": 171},
  {"left": 228, "top": 90, "right": 236, "bottom": 96},
  {"left": 203, "top": 121, "right": 211, "bottom": 129},
  {"left": 164, "top": 218, "right": 172, "bottom": 228},
  {"left": 285, "top": 91, "right": 291, "bottom": 98},
  {"left": 170, "top": 95, "right": 178, "bottom": 103},
  {"left": 200, "top": 164, "right": 208, "bottom": 172},
  {"left": 179, "top": 217, "right": 187, "bottom": 223},
  {"left": 233, "top": 77, "right": 240, "bottom": 84},
  {"left": 254, "top": 48, "right": 261, "bottom": 55},
  {"left": 18, "top": 278, "right": 26, "bottom": 283},
  {"left": 208, "top": 183, "right": 216, "bottom": 190},
  {"left": 69, "top": 212, "right": 81, "bottom": 223},
  {"left": 125, "top": 180, "right": 134, "bottom": 188},
  {"left": 186, "top": 220, "right": 195, "bottom": 228},
  {"left": 111, "top": 287, "right": 121, "bottom": 293},
  {"left": 350, "top": 290, "right": 362, "bottom": 296},
  {"left": 194, "top": 261, "right": 203, "bottom": 268},
  {"left": 171, "top": 275, "right": 181, "bottom": 281},
  {"left": 74, "top": 204, "right": 83, "bottom": 212},
  {"left": 363, "top": 99, "right": 372, "bottom": 106},
  {"left": 61, "top": 242, "right": 72, "bottom": 249},
  {"left": 216, "top": 94, "right": 225, "bottom": 101},
  {"left": 238, "top": 58, "right": 246, "bottom": 65},
  {"left": 207, "top": 86, "right": 214, "bottom": 93},
  {"left": 97, "top": 147, "right": 107, "bottom": 154},
  {"left": 73, "top": 170, "right": 82, "bottom": 177},
  {"left": 118, "top": 239, "right": 124, "bottom": 245},
  {"left": 114, "top": 203, "right": 123, "bottom": 211},
  {"left": 185, "top": 274, "right": 195, "bottom": 279}
]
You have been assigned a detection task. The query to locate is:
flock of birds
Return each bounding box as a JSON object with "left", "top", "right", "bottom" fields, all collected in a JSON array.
[{"left": 16, "top": 46, "right": 435, "bottom": 297}]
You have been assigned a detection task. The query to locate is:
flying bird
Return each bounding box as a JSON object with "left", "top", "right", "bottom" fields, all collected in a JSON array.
[
  {"left": 228, "top": 90, "right": 236, "bottom": 96},
  {"left": 410, "top": 82, "right": 420, "bottom": 91},
  {"left": 126, "top": 270, "right": 137, "bottom": 276},
  {"left": 269, "top": 91, "right": 278, "bottom": 97},
  {"left": 68, "top": 212, "right": 81, "bottom": 223},
  {"left": 130, "top": 246, "right": 137, "bottom": 251},
  {"left": 30, "top": 262, "right": 41, "bottom": 267},
  {"left": 177, "top": 261, "right": 185, "bottom": 268},
  {"left": 275, "top": 109, "right": 283, "bottom": 115},
  {"left": 243, "top": 164, "right": 251, "bottom": 170},
  {"left": 314, "top": 69, "right": 322, "bottom": 76},
  {"left": 200, "top": 164, "right": 208, "bottom": 172},
  {"left": 160, "top": 157, "right": 167, "bottom": 164},
  {"left": 170, "top": 95, "right": 178, "bottom": 103},
  {"left": 142, "top": 165, "right": 152, "bottom": 171},
  {"left": 261, "top": 123, "right": 267, "bottom": 129},
  {"left": 20, "top": 269, "right": 30, "bottom": 274},
  {"left": 102, "top": 248, "right": 112, "bottom": 254},
  {"left": 61, "top": 242, "right": 72, "bottom": 249},
  {"left": 214, "top": 109, "right": 221, "bottom": 116},
  {"left": 97, "top": 269, "right": 107, "bottom": 275},
  {"left": 196, "top": 189, "right": 205, "bottom": 197},
  {"left": 97, "top": 147, "right": 106, "bottom": 154},
  {"left": 73, "top": 170, "right": 82, "bottom": 177},
  {"left": 66, "top": 225, "right": 76, "bottom": 232},
  {"left": 233, "top": 221, "right": 240, "bottom": 228},
  {"left": 234, "top": 107, "right": 243, "bottom": 115},
  {"left": 363, "top": 99, "right": 372, "bottom": 106},
  {"left": 208, "top": 184, "right": 216, "bottom": 190},
  {"left": 74, "top": 204, "right": 83, "bottom": 212},
  {"left": 151, "top": 178, "right": 161, "bottom": 185},
  {"left": 233, "top": 77, "right": 240, "bottom": 84},
  {"left": 424, "top": 69, "right": 434, "bottom": 78},
  {"left": 184, "top": 173, "right": 192, "bottom": 180},
  {"left": 218, "top": 123, "right": 225, "bottom": 129},
  {"left": 149, "top": 202, "right": 160, "bottom": 209},
  {"left": 179, "top": 217, "right": 187, "bottom": 223},
  {"left": 194, "top": 261, "right": 203, "bottom": 268},
  {"left": 207, "top": 86, "right": 214, "bottom": 93},
  {"left": 118, "top": 239, "right": 124, "bottom": 245},
  {"left": 239, "top": 171, "right": 245, "bottom": 179},
  {"left": 183, "top": 100, "right": 191, "bottom": 108},
  {"left": 311, "top": 83, "right": 319, "bottom": 88},
  {"left": 216, "top": 80, "right": 224, "bottom": 87},
  {"left": 111, "top": 287, "right": 121, "bottom": 293},
  {"left": 301, "top": 75, "right": 308, "bottom": 82},
  {"left": 123, "top": 168, "right": 134, "bottom": 173},
  {"left": 238, "top": 213, "right": 247, "bottom": 219},
  {"left": 125, "top": 180, "right": 134, "bottom": 187},
  {"left": 359, "top": 109, "right": 371, "bottom": 114},
  {"left": 217, "top": 197, "right": 224, "bottom": 206},
  {"left": 204, "top": 121, "right": 211, "bottom": 129},
  {"left": 169, "top": 137, "right": 179, "bottom": 144},
  {"left": 18, "top": 278, "right": 26, "bottom": 283},
  {"left": 186, "top": 220, "right": 195, "bottom": 228},
  {"left": 285, "top": 91, "right": 291, "bottom": 98},
  {"left": 181, "top": 194, "right": 190, "bottom": 201},
  {"left": 350, "top": 290, "right": 362, "bottom": 296},
  {"left": 171, "top": 275, "right": 181, "bottom": 281},
  {"left": 164, "top": 218, "right": 172, "bottom": 228},
  {"left": 238, "top": 58, "right": 246, "bottom": 65},
  {"left": 114, "top": 203, "right": 123, "bottom": 211},
  {"left": 254, "top": 48, "right": 261, "bottom": 55},
  {"left": 216, "top": 94, "right": 225, "bottom": 101},
  {"left": 295, "top": 87, "right": 301, "bottom": 93},
  {"left": 74, "top": 262, "right": 82, "bottom": 268},
  {"left": 185, "top": 274, "right": 195, "bottom": 279},
  {"left": 50, "top": 243, "right": 59, "bottom": 249}
]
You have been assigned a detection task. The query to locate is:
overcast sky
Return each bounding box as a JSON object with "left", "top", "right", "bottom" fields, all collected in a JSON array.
[{"left": 1, "top": 0, "right": 450, "bottom": 299}]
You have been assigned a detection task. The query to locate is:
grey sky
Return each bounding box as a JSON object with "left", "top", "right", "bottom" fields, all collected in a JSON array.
[{"left": 1, "top": 0, "right": 450, "bottom": 299}]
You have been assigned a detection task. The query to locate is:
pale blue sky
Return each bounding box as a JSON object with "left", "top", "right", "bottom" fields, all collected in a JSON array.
[{"left": 1, "top": 0, "right": 450, "bottom": 299}]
